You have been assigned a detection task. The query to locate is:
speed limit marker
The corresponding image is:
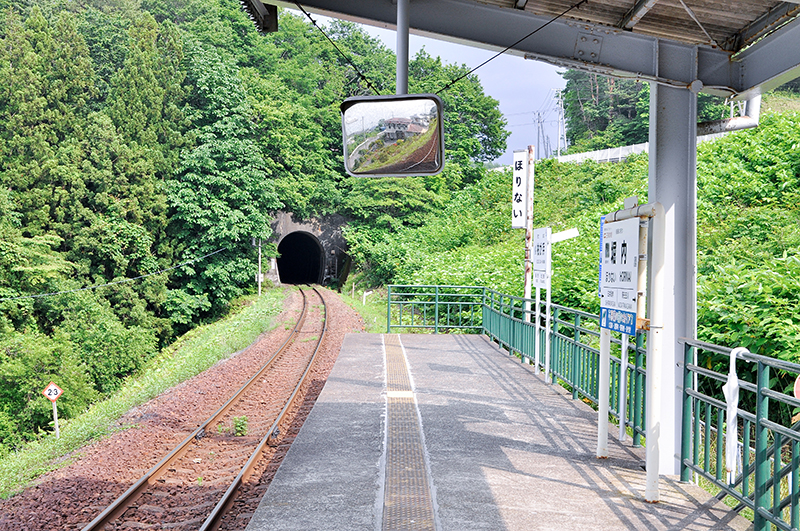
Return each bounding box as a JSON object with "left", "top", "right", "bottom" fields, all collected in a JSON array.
[
  {"left": 42, "top": 382, "right": 63, "bottom": 438},
  {"left": 43, "top": 382, "right": 63, "bottom": 403}
]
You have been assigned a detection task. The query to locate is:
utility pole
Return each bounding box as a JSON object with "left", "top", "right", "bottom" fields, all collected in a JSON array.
[
  {"left": 252, "top": 237, "right": 263, "bottom": 296},
  {"left": 556, "top": 91, "right": 563, "bottom": 157},
  {"left": 557, "top": 90, "right": 567, "bottom": 156}
]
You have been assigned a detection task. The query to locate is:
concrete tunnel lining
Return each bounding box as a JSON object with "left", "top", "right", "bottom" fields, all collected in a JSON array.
[{"left": 276, "top": 231, "right": 324, "bottom": 285}]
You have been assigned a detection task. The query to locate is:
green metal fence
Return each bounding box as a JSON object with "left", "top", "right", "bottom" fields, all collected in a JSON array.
[
  {"left": 388, "top": 285, "right": 800, "bottom": 529},
  {"left": 387, "top": 285, "right": 646, "bottom": 441},
  {"left": 386, "top": 285, "right": 485, "bottom": 334},
  {"left": 681, "top": 338, "right": 800, "bottom": 531}
]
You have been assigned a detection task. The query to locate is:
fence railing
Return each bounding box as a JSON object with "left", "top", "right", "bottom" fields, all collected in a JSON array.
[
  {"left": 681, "top": 338, "right": 800, "bottom": 531},
  {"left": 388, "top": 285, "right": 647, "bottom": 443},
  {"left": 387, "top": 285, "right": 800, "bottom": 530},
  {"left": 386, "top": 285, "right": 485, "bottom": 334}
]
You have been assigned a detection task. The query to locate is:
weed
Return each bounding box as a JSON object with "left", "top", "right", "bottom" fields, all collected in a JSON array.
[{"left": 232, "top": 416, "right": 248, "bottom": 437}]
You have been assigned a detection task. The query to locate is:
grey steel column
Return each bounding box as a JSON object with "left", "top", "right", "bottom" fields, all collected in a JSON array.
[
  {"left": 647, "top": 42, "right": 698, "bottom": 477},
  {"left": 396, "top": 0, "right": 409, "bottom": 95}
]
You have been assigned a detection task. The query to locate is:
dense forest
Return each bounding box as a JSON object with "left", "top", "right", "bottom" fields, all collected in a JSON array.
[
  {"left": 0, "top": 0, "right": 507, "bottom": 454},
  {"left": 561, "top": 70, "right": 800, "bottom": 152},
  {"left": 1, "top": 0, "right": 799, "bottom": 465}
]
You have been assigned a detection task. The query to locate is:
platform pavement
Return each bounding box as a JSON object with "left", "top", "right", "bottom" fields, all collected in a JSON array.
[{"left": 245, "top": 333, "right": 752, "bottom": 531}]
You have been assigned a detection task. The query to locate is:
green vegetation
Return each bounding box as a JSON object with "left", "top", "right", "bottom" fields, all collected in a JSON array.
[
  {"left": 0, "top": 0, "right": 508, "bottom": 456},
  {"left": 0, "top": 289, "right": 284, "bottom": 497},
  {"left": 354, "top": 116, "right": 439, "bottom": 173},
  {"left": 339, "top": 282, "right": 387, "bottom": 333},
  {"left": 562, "top": 70, "right": 728, "bottom": 152},
  {"left": 232, "top": 416, "right": 248, "bottom": 437},
  {"left": 351, "top": 105, "right": 800, "bottom": 366}
]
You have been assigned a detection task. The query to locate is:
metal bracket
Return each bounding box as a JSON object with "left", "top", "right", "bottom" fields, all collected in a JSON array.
[{"left": 574, "top": 33, "right": 603, "bottom": 62}]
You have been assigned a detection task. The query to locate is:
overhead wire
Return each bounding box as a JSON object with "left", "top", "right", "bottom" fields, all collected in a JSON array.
[
  {"left": 0, "top": 248, "right": 227, "bottom": 302},
  {"left": 434, "top": 0, "right": 589, "bottom": 95},
  {"left": 294, "top": 3, "right": 382, "bottom": 95},
  {"left": 294, "top": 1, "right": 588, "bottom": 98}
]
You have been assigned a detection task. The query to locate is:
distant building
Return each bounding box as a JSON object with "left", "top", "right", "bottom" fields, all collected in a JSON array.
[{"left": 384, "top": 117, "right": 426, "bottom": 141}]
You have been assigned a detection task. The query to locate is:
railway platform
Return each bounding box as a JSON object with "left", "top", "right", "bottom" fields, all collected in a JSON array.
[{"left": 245, "top": 333, "right": 751, "bottom": 531}]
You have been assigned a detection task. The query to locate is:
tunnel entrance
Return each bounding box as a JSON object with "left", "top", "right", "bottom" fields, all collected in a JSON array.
[{"left": 276, "top": 231, "right": 324, "bottom": 284}]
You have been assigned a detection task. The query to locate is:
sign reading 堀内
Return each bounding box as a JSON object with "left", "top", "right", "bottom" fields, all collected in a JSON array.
[{"left": 599, "top": 217, "right": 640, "bottom": 335}]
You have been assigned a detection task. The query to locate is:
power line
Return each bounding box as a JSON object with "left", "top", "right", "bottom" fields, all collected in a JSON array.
[
  {"left": 435, "top": 0, "right": 589, "bottom": 95},
  {"left": 294, "top": 3, "right": 382, "bottom": 95},
  {"left": 0, "top": 248, "right": 226, "bottom": 302}
]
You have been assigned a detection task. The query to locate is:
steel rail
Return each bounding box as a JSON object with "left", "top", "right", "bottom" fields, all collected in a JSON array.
[
  {"left": 200, "top": 286, "right": 329, "bottom": 531},
  {"left": 81, "top": 287, "right": 310, "bottom": 531}
]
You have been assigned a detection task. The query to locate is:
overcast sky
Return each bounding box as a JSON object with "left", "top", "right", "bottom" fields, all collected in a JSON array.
[{"left": 291, "top": 9, "right": 567, "bottom": 166}]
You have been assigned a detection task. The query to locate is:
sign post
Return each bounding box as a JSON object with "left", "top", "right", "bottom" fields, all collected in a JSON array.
[
  {"left": 596, "top": 200, "right": 665, "bottom": 503},
  {"left": 532, "top": 227, "right": 579, "bottom": 380},
  {"left": 512, "top": 147, "right": 536, "bottom": 365},
  {"left": 252, "top": 238, "right": 263, "bottom": 296},
  {"left": 532, "top": 227, "right": 551, "bottom": 375},
  {"left": 597, "top": 215, "right": 640, "bottom": 458},
  {"left": 42, "top": 382, "right": 63, "bottom": 439}
]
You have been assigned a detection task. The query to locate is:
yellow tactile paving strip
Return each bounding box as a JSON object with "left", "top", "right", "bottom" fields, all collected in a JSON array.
[{"left": 382, "top": 334, "right": 437, "bottom": 531}]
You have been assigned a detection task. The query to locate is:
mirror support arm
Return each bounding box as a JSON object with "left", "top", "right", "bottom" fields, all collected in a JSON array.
[{"left": 396, "top": 0, "right": 409, "bottom": 95}]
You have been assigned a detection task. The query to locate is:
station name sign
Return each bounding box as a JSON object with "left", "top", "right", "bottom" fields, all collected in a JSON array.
[{"left": 599, "top": 217, "right": 639, "bottom": 335}]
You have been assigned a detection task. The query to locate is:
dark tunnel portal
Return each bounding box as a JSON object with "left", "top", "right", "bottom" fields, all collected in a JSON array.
[{"left": 277, "top": 232, "right": 323, "bottom": 285}]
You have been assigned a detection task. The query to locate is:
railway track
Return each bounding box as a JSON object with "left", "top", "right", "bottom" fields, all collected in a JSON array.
[{"left": 81, "top": 286, "right": 328, "bottom": 531}]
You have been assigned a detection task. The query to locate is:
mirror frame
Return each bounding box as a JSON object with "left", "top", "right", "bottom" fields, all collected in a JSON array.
[{"left": 340, "top": 93, "right": 445, "bottom": 178}]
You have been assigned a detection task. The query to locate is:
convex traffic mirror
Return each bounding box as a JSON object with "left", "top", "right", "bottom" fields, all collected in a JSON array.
[{"left": 341, "top": 94, "right": 444, "bottom": 177}]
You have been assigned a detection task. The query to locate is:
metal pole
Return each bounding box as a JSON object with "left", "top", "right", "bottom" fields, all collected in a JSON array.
[
  {"left": 618, "top": 334, "right": 629, "bottom": 442},
  {"left": 753, "top": 360, "right": 770, "bottom": 531},
  {"left": 681, "top": 342, "right": 694, "bottom": 483},
  {"left": 387, "top": 285, "right": 392, "bottom": 333},
  {"left": 572, "top": 314, "right": 581, "bottom": 400},
  {"left": 258, "top": 238, "right": 262, "bottom": 296},
  {"left": 53, "top": 401, "right": 60, "bottom": 439},
  {"left": 396, "top": 0, "right": 409, "bottom": 95},
  {"left": 597, "top": 327, "right": 611, "bottom": 458},
  {"left": 645, "top": 202, "right": 666, "bottom": 502},
  {"left": 534, "top": 287, "right": 541, "bottom": 374},
  {"left": 544, "top": 285, "right": 552, "bottom": 383}
]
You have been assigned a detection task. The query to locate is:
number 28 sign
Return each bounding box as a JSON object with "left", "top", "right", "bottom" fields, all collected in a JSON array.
[{"left": 43, "top": 382, "right": 63, "bottom": 403}]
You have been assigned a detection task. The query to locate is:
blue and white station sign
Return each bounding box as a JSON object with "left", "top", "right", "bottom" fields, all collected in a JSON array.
[{"left": 599, "top": 217, "right": 640, "bottom": 335}]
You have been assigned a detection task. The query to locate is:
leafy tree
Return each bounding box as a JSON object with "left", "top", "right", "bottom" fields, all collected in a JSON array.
[
  {"left": 0, "top": 8, "right": 95, "bottom": 236},
  {"left": 166, "top": 40, "right": 281, "bottom": 319},
  {"left": 0, "top": 330, "right": 98, "bottom": 451},
  {"left": 409, "top": 50, "right": 509, "bottom": 170},
  {"left": 561, "top": 70, "right": 729, "bottom": 152}
]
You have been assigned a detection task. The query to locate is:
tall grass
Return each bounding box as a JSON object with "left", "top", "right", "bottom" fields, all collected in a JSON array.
[{"left": 0, "top": 288, "right": 286, "bottom": 498}]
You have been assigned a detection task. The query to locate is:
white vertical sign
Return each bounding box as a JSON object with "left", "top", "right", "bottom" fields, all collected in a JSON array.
[
  {"left": 511, "top": 150, "right": 527, "bottom": 229},
  {"left": 532, "top": 227, "right": 551, "bottom": 289}
]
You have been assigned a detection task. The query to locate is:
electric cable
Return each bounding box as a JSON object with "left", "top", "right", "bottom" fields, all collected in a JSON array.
[
  {"left": 435, "top": 0, "right": 589, "bottom": 95},
  {"left": 294, "top": 3, "right": 382, "bottom": 96},
  {"left": 0, "top": 248, "right": 226, "bottom": 302}
]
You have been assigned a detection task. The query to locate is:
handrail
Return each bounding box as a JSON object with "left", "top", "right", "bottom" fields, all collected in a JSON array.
[
  {"left": 389, "top": 284, "right": 800, "bottom": 530},
  {"left": 680, "top": 337, "right": 800, "bottom": 531}
]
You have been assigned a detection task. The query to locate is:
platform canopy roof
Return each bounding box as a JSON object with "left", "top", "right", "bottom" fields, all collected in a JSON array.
[{"left": 271, "top": 0, "right": 800, "bottom": 99}]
